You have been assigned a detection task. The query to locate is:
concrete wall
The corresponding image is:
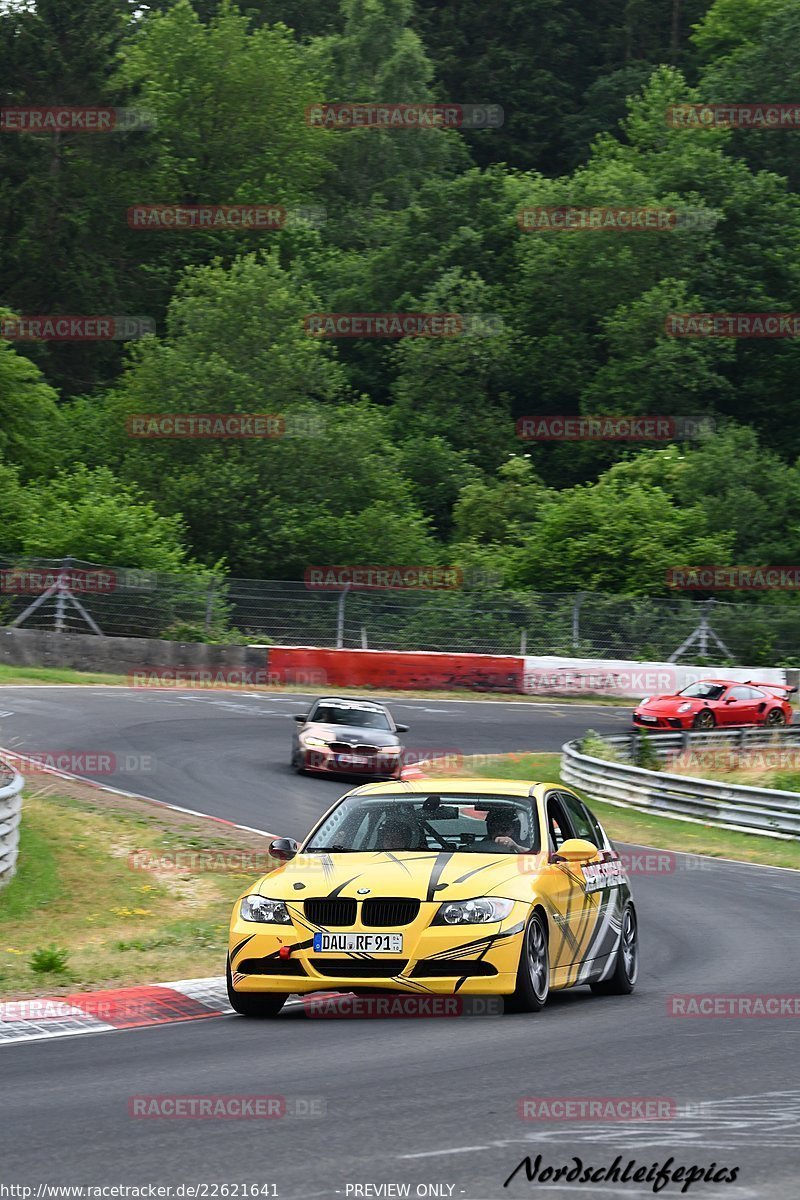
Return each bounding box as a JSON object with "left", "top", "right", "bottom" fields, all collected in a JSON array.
[{"left": 0, "top": 628, "right": 269, "bottom": 678}]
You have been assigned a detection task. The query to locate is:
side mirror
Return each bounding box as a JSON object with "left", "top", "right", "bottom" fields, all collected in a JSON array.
[
  {"left": 270, "top": 837, "right": 299, "bottom": 862},
  {"left": 395, "top": 723, "right": 409, "bottom": 733},
  {"left": 293, "top": 713, "right": 309, "bottom": 723},
  {"left": 724, "top": 698, "right": 735, "bottom": 705},
  {"left": 551, "top": 838, "right": 600, "bottom": 865}
]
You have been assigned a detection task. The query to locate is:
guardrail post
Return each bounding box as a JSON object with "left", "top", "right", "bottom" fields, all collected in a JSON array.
[
  {"left": 0, "top": 761, "right": 25, "bottom": 891},
  {"left": 336, "top": 584, "right": 350, "bottom": 649}
]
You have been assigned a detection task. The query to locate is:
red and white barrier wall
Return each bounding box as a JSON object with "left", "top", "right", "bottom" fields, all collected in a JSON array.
[
  {"left": 268, "top": 647, "right": 524, "bottom": 692},
  {"left": 267, "top": 647, "right": 786, "bottom": 698}
]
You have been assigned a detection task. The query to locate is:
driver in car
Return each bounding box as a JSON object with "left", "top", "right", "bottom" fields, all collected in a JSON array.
[
  {"left": 475, "top": 807, "right": 529, "bottom": 853},
  {"left": 379, "top": 815, "right": 422, "bottom": 850}
]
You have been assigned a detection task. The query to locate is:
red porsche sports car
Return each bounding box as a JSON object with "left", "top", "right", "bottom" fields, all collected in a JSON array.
[{"left": 632, "top": 679, "right": 796, "bottom": 731}]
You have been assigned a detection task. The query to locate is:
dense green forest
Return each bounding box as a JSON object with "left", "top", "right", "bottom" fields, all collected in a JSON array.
[{"left": 2, "top": 0, "right": 800, "bottom": 600}]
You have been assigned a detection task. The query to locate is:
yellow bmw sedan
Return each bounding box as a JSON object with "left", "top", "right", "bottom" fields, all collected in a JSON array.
[{"left": 227, "top": 779, "right": 638, "bottom": 1017}]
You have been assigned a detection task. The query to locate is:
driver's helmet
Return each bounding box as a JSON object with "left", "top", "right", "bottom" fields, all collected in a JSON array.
[
  {"left": 485, "top": 805, "right": 522, "bottom": 841},
  {"left": 380, "top": 814, "right": 419, "bottom": 849}
]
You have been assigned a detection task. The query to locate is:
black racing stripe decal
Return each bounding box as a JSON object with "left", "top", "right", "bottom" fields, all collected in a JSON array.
[
  {"left": 426, "top": 851, "right": 454, "bottom": 901},
  {"left": 421, "top": 921, "right": 525, "bottom": 962},
  {"left": 450, "top": 861, "right": 499, "bottom": 886},
  {"left": 230, "top": 934, "right": 255, "bottom": 963},
  {"left": 327, "top": 876, "right": 360, "bottom": 898},
  {"left": 552, "top": 878, "right": 581, "bottom": 968},
  {"left": 381, "top": 851, "right": 412, "bottom": 875}
]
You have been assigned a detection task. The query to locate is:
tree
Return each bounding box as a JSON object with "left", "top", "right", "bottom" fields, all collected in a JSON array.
[
  {"left": 512, "top": 475, "right": 732, "bottom": 594},
  {"left": 696, "top": 0, "right": 800, "bottom": 189},
  {"left": 71, "top": 251, "right": 441, "bottom": 575},
  {"left": 0, "top": 329, "right": 64, "bottom": 478},
  {"left": 309, "top": 0, "right": 468, "bottom": 219}
]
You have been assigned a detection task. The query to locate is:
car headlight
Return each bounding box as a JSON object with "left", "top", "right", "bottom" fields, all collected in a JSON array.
[
  {"left": 677, "top": 702, "right": 693, "bottom": 713},
  {"left": 432, "top": 897, "right": 514, "bottom": 925},
  {"left": 639, "top": 696, "right": 651, "bottom": 706},
  {"left": 240, "top": 895, "right": 292, "bottom": 924},
  {"left": 300, "top": 735, "right": 328, "bottom": 748},
  {"left": 378, "top": 746, "right": 401, "bottom": 754}
]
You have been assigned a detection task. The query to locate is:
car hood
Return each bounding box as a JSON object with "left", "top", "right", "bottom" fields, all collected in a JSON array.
[
  {"left": 307, "top": 723, "right": 400, "bottom": 747},
  {"left": 253, "top": 850, "right": 547, "bottom": 902},
  {"left": 636, "top": 695, "right": 697, "bottom": 713}
]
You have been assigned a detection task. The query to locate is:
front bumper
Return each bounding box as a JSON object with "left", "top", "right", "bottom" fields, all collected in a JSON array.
[
  {"left": 299, "top": 745, "right": 402, "bottom": 778},
  {"left": 632, "top": 712, "right": 688, "bottom": 729},
  {"left": 228, "top": 904, "right": 524, "bottom": 996}
]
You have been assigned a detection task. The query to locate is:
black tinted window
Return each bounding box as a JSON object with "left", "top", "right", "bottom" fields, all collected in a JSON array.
[{"left": 559, "top": 792, "right": 604, "bottom": 848}]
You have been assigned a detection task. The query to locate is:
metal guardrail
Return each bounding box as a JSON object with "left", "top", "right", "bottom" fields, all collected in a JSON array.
[
  {"left": 0, "top": 759, "right": 24, "bottom": 889},
  {"left": 561, "top": 728, "right": 800, "bottom": 839}
]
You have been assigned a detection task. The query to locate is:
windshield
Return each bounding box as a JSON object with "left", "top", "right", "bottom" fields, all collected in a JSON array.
[
  {"left": 679, "top": 683, "right": 726, "bottom": 701},
  {"left": 305, "top": 794, "right": 540, "bottom": 854},
  {"left": 309, "top": 701, "right": 391, "bottom": 730}
]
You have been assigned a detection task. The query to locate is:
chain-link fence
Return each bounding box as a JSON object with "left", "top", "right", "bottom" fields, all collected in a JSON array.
[{"left": 2, "top": 556, "right": 800, "bottom": 666}]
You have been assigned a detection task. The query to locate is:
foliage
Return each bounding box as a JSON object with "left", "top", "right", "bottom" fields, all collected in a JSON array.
[{"left": 1, "top": 0, "right": 800, "bottom": 607}]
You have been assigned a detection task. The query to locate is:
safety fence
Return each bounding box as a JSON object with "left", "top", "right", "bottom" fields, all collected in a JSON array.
[
  {"left": 2, "top": 555, "right": 800, "bottom": 665},
  {"left": 562, "top": 728, "right": 800, "bottom": 839},
  {"left": 0, "top": 758, "right": 25, "bottom": 889}
]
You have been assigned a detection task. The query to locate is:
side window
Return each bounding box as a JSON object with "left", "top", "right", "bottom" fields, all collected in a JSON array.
[
  {"left": 545, "top": 792, "right": 576, "bottom": 852},
  {"left": 729, "top": 687, "right": 749, "bottom": 701},
  {"left": 558, "top": 791, "right": 599, "bottom": 845}
]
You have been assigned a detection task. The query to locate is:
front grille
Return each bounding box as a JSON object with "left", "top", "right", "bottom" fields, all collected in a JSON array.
[
  {"left": 411, "top": 960, "right": 498, "bottom": 978},
  {"left": 304, "top": 898, "right": 357, "bottom": 926},
  {"left": 311, "top": 959, "right": 407, "bottom": 978},
  {"left": 362, "top": 898, "right": 420, "bottom": 927},
  {"left": 328, "top": 742, "right": 380, "bottom": 755},
  {"left": 237, "top": 956, "right": 307, "bottom": 976}
]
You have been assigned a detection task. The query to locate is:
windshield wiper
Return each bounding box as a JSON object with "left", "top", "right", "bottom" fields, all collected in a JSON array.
[{"left": 305, "top": 843, "right": 357, "bottom": 853}]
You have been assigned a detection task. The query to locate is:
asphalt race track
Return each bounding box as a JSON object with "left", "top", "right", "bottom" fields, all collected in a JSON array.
[
  {"left": 0, "top": 686, "right": 635, "bottom": 836},
  {"left": 1, "top": 686, "right": 799, "bottom": 1199}
]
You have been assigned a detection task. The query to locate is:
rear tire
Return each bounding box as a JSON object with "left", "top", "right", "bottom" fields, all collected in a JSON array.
[
  {"left": 226, "top": 958, "right": 287, "bottom": 1018},
  {"left": 591, "top": 904, "right": 638, "bottom": 996},
  {"left": 766, "top": 708, "right": 787, "bottom": 727},
  {"left": 506, "top": 910, "right": 549, "bottom": 1013}
]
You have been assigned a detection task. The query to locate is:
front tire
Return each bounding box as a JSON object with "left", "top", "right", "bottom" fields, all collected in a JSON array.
[
  {"left": 591, "top": 904, "right": 638, "bottom": 996},
  {"left": 692, "top": 709, "right": 716, "bottom": 730},
  {"left": 226, "top": 958, "right": 287, "bottom": 1018},
  {"left": 506, "top": 910, "right": 549, "bottom": 1013}
]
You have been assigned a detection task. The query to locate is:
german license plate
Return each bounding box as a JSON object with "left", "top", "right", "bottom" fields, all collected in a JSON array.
[
  {"left": 336, "top": 753, "right": 369, "bottom": 765},
  {"left": 312, "top": 932, "right": 402, "bottom": 953},
  {"left": 638, "top": 715, "right": 657, "bottom": 723}
]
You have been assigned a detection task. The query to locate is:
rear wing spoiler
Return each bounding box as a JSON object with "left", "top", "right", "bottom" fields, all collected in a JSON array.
[{"left": 745, "top": 680, "right": 798, "bottom": 695}]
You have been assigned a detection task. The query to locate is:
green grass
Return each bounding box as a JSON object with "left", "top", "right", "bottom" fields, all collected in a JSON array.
[
  {"left": 431, "top": 751, "right": 800, "bottom": 870},
  {"left": 0, "top": 663, "right": 127, "bottom": 686},
  {"left": 0, "top": 789, "right": 270, "bottom": 998}
]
